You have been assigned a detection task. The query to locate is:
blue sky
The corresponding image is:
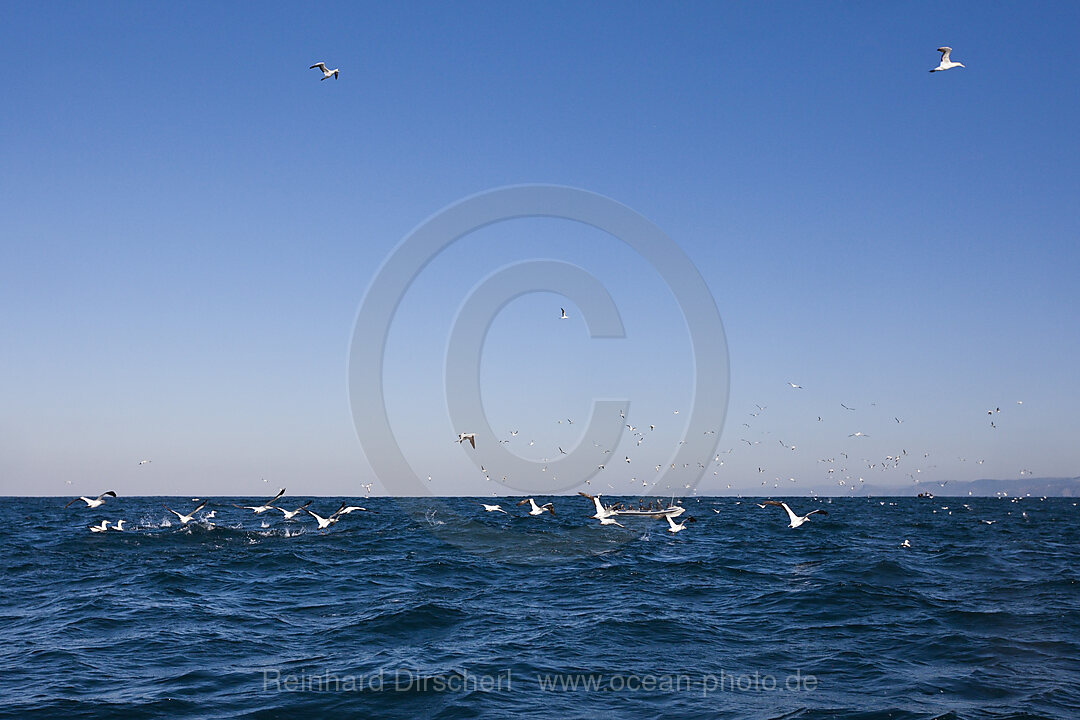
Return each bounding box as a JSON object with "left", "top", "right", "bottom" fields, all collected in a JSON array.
[{"left": 2, "top": 1, "right": 1078, "bottom": 497}]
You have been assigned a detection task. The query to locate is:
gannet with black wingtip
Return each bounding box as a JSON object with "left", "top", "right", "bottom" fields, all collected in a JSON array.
[
  {"left": 233, "top": 488, "right": 286, "bottom": 514},
  {"left": 309, "top": 61, "right": 339, "bottom": 80},
  {"left": 517, "top": 498, "right": 555, "bottom": 516},
  {"left": 930, "top": 46, "right": 965, "bottom": 72},
  {"left": 578, "top": 491, "right": 613, "bottom": 519},
  {"left": 333, "top": 502, "right": 372, "bottom": 516},
  {"left": 164, "top": 501, "right": 207, "bottom": 526},
  {"left": 761, "top": 500, "right": 828, "bottom": 528},
  {"left": 481, "top": 503, "right": 507, "bottom": 513},
  {"left": 89, "top": 520, "right": 111, "bottom": 533},
  {"left": 457, "top": 433, "right": 476, "bottom": 449},
  {"left": 304, "top": 506, "right": 340, "bottom": 530},
  {"left": 65, "top": 491, "right": 117, "bottom": 509},
  {"left": 666, "top": 515, "right": 696, "bottom": 533},
  {"left": 274, "top": 500, "right": 313, "bottom": 519}
]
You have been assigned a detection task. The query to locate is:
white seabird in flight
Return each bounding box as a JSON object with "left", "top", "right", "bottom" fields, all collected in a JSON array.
[
  {"left": 457, "top": 433, "right": 476, "bottom": 448},
  {"left": 517, "top": 498, "right": 555, "bottom": 516},
  {"left": 65, "top": 491, "right": 117, "bottom": 509},
  {"left": 666, "top": 514, "right": 694, "bottom": 533},
  {"left": 333, "top": 502, "right": 372, "bottom": 516},
  {"left": 164, "top": 501, "right": 208, "bottom": 526},
  {"left": 234, "top": 488, "right": 286, "bottom": 514},
  {"left": 481, "top": 503, "right": 507, "bottom": 514},
  {"left": 930, "top": 47, "right": 965, "bottom": 72},
  {"left": 578, "top": 491, "right": 613, "bottom": 520},
  {"left": 304, "top": 506, "right": 340, "bottom": 530},
  {"left": 761, "top": 500, "right": 828, "bottom": 528},
  {"left": 309, "top": 61, "right": 339, "bottom": 80},
  {"left": 274, "top": 500, "right": 313, "bottom": 519},
  {"left": 560, "top": 308, "right": 568, "bottom": 319}
]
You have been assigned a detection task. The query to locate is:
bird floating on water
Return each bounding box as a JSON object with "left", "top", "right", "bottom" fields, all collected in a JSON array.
[
  {"left": 930, "top": 46, "right": 965, "bottom": 72},
  {"left": 65, "top": 491, "right": 117, "bottom": 509},
  {"left": 309, "top": 61, "right": 339, "bottom": 80},
  {"left": 89, "top": 520, "right": 111, "bottom": 533}
]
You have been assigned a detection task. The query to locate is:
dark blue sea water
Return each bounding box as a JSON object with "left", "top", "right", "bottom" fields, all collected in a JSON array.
[{"left": 1, "top": 495, "right": 1077, "bottom": 719}]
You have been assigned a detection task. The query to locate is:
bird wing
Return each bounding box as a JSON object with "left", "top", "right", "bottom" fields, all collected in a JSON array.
[
  {"left": 163, "top": 505, "right": 182, "bottom": 519},
  {"left": 100, "top": 491, "right": 117, "bottom": 500},
  {"left": 192, "top": 501, "right": 208, "bottom": 515},
  {"left": 516, "top": 499, "right": 531, "bottom": 506},
  {"left": 264, "top": 488, "right": 286, "bottom": 505},
  {"left": 64, "top": 497, "right": 86, "bottom": 508},
  {"left": 542, "top": 503, "right": 555, "bottom": 514},
  {"left": 765, "top": 501, "right": 800, "bottom": 524},
  {"left": 808, "top": 509, "right": 828, "bottom": 517},
  {"left": 310, "top": 62, "right": 327, "bottom": 71},
  {"left": 467, "top": 435, "right": 475, "bottom": 448},
  {"left": 297, "top": 500, "right": 313, "bottom": 510},
  {"left": 938, "top": 47, "right": 952, "bottom": 62}
]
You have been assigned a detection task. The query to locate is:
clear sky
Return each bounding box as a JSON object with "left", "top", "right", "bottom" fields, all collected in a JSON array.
[{"left": 2, "top": 1, "right": 1078, "bottom": 498}]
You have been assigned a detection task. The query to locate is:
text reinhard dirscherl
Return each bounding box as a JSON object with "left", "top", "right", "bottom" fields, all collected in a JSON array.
[{"left": 262, "top": 668, "right": 818, "bottom": 696}]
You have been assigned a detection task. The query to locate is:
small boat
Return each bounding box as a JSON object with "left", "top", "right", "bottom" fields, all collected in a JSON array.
[{"left": 610, "top": 505, "right": 685, "bottom": 519}]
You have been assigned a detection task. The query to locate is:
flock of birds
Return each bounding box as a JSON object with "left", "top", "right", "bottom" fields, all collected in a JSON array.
[
  {"left": 474, "top": 491, "right": 823, "bottom": 534},
  {"left": 444, "top": 296, "right": 1028, "bottom": 506},
  {"left": 65, "top": 488, "right": 372, "bottom": 534},
  {"left": 66, "top": 485, "right": 828, "bottom": 536},
  {"left": 67, "top": 45, "right": 1001, "bottom": 541}
]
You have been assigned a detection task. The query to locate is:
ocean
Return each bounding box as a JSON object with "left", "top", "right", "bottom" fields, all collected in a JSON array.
[{"left": 1, "top": 495, "right": 1077, "bottom": 719}]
